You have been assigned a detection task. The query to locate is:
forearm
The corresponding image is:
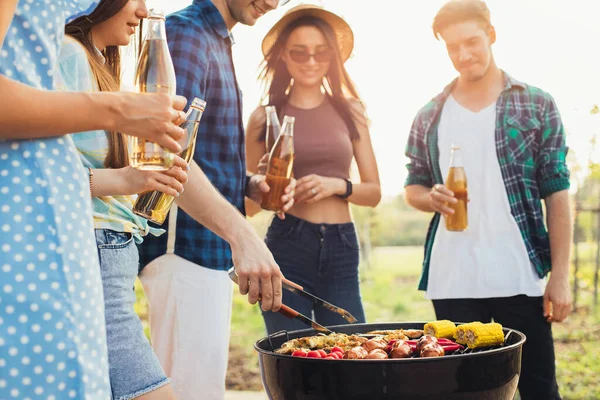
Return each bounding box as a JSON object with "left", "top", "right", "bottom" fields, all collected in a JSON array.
[
  {"left": 405, "top": 184, "right": 435, "bottom": 212},
  {"left": 546, "top": 190, "right": 572, "bottom": 278},
  {"left": 175, "top": 161, "right": 255, "bottom": 247},
  {"left": 0, "top": 76, "right": 119, "bottom": 138},
  {"left": 347, "top": 181, "right": 381, "bottom": 207},
  {"left": 90, "top": 168, "right": 129, "bottom": 198},
  {"left": 0, "top": 1, "right": 18, "bottom": 47}
]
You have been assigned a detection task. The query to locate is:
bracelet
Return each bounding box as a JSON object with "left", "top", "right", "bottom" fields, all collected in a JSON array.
[{"left": 87, "top": 167, "right": 94, "bottom": 197}]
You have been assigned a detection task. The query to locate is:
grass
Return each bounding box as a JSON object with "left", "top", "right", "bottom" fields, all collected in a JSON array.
[{"left": 136, "top": 245, "right": 600, "bottom": 398}]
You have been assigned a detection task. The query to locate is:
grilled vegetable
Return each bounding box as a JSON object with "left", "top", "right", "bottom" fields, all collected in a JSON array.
[
  {"left": 454, "top": 322, "right": 483, "bottom": 345},
  {"left": 307, "top": 350, "right": 322, "bottom": 358},
  {"left": 291, "top": 350, "right": 308, "bottom": 357},
  {"left": 423, "top": 320, "right": 456, "bottom": 339},
  {"left": 464, "top": 323, "right": 504, "bottom": 349}
]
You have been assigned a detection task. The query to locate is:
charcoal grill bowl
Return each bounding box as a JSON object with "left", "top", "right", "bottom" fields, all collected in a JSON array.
[{"left": 254, "top": 322, "right": 525, "bottom": 400}]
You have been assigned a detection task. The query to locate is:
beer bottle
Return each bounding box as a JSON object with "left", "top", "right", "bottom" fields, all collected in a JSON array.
[
  {"left": 133, "top": 98, "right": 207, "bottom": 224},
  {"left": 445, "top": 144, "right": 468, "bottom": 231},
  {"left": 129, "top": 9, "right": 177, "bottom": 171},
  {"left": 261, "top": 116, "right": 295, "bottom": 212},
  {"left": 265, "top": 106, "right": 281, "bottom": 153}
]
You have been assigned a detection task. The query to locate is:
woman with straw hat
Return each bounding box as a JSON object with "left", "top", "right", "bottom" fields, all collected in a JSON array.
[{"left": 246, "top": 4, "right": 381, "bottom": 334}]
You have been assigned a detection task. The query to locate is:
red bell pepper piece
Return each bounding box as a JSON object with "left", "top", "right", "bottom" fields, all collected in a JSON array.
[
  {"left": 306, "top": 350, "right": 322, "bottom": 358},
  {"left": 439, "top": 343, "right": 463, "bottom": 351}
]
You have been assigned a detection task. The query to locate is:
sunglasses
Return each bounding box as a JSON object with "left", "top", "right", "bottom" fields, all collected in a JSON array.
[{"left": 287, "top": 48, "right": 333, "bottom": 64}]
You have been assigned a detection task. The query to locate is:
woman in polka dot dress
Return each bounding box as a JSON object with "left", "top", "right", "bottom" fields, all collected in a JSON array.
[{"left": 0, "top": 1, "right": 187, "bottom": 398}]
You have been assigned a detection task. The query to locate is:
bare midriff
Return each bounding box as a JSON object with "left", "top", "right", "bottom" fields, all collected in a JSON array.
[{"left": 288, "top": 196, "right": 351, "bottom": 225}]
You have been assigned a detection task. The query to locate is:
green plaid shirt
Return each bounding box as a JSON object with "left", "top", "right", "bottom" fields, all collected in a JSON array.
[{"left": 405, "top": 72, "right": 570, "bottom": 291}]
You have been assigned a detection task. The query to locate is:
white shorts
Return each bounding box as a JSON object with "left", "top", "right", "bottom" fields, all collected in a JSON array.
[{"left": 139, "top": 254, "right": 234, "bottom": 400}]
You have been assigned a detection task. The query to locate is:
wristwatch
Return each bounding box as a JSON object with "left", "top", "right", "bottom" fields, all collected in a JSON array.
[{"left": 337, "top": 179, "right": 353, "bottom": 200}]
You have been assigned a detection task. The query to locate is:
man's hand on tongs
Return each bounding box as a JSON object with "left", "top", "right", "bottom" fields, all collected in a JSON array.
[{"left": 230, "top": 228, "right": 283, "bottom": 312}]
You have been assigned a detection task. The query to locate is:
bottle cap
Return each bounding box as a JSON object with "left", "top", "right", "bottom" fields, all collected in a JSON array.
[{"left": 148, "top": 9, "right": 166, "bottom": 20}]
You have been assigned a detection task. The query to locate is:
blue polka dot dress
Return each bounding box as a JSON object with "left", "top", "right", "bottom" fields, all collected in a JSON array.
[{"left": 0, "top": 1, "right": 111, "bottom": 399}]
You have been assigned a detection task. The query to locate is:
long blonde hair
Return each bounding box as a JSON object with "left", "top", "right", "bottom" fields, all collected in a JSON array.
[{"left": 65, "top": 0, "right": 130, "bottom": 169}]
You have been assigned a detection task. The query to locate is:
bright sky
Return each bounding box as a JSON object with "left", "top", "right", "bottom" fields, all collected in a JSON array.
[{"left": 147, "top": 0, "right": 600, "bottom": 197}]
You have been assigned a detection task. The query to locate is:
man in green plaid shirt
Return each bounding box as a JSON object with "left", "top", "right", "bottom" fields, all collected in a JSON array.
[{"left": 404, "top": 1, "right": 571, "bottom": 399}]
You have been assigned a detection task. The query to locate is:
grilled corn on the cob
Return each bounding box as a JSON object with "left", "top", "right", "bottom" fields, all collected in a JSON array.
[
  {"left": 464, "top": 322, "right": 504, "bottom": 349},
  {"left": 423, "top": 320, "right": 456, "bottom": 339},
  {"left": 454, "top": 322, "right": 483, "bottom": 345}
]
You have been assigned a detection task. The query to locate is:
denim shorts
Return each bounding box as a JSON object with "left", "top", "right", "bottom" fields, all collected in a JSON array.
[
  {"left": 96, "top": 229, "right": 169, "bottom": 400},
  {"left": 262, "top": 214, "right": 366, "bottom": 334}
]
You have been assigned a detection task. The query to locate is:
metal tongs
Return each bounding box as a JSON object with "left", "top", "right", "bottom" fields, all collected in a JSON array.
[{"left": 228, "top": 267, "right": 357, "bottom": 334}]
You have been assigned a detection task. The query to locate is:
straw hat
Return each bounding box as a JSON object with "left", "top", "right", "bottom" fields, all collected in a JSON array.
[{"left": 261, "top": 4, "right": 354, "bottom": 62}]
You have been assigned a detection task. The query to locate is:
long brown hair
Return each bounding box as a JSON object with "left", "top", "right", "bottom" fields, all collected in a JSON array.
[
  {"left": 258, "top": 16, "right": 365, "bottom": 141},
  {"left": 66, "top": 0, "right": 130, "bottom": 169}
]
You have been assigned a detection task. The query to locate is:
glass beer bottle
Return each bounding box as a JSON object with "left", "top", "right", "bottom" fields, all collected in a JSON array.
[
  {"left": 129, "top": 9, "right": 177, "bottom": 171},
  {"left": 261, "top": 116, "right": 295, "bottom": 212},
  {"left": 133, "top": 98, "right": 207, "bottom": 224},
  {"left": 265, "top": 106, "right": 281, "bottom": 153},
  {"left": 445, "top": 145, "right": 468, "bottom": 231}
]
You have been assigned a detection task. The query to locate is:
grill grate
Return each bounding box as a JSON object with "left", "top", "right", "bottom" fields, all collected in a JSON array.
[{"left": 267, "top": 330, "right": 290, "bottom": 352}]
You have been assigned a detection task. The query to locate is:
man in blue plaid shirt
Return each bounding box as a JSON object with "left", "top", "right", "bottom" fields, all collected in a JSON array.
[
  {"left": 404, "top": 1, "right": 571, "bottom": 399},
  {"left": 138, "top": 0, "right": 292, "bottom": 398}
]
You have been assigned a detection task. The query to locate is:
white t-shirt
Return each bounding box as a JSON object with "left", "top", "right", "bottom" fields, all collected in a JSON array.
[{"left": 426, "top": 95, "right": 545, "bottom": 300}]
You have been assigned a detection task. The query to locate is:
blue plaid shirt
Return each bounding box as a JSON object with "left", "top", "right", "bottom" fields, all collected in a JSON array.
[{"left": 138, "top": 0, "right": 247, "bottom": 270}]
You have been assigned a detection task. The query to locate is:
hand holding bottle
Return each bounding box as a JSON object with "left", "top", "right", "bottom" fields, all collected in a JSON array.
[
  {"left": 443, "top": 145, "right": 468, "bottom": 231},
  {"left": 429, "top": 184, "right": 457, "bottom": 217},
  {"left": 247, "top": 174, "right": 296, "bottom": 219},
  {"left": 111, "top": 92, "right": 187, "bottom": 153},
  {"left": 132, "top": 97, "right": 206, "bottom": 224},
  {"left": 262, "top": 116, "right": 295, "bottom": 211},
  {"left": 129, "top": 8, "right": 179, "bottom": 170},
  {"left": 121, "top": 155, "right": 189, "bottom": 197}
]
